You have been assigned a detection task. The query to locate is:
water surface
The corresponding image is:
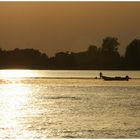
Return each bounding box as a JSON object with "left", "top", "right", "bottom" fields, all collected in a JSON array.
[{"left": 0, "top": 70, "right": 140, "bottom": 138}]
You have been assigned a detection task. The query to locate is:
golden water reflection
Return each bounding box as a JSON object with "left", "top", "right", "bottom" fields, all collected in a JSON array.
[
  {"left": 0, "top": 70, "right": 140, "bottom": 138},
  {"left": 0, "top": 70, "right": 35, "bottom": 78},
  {"left": 0, "top": 81, "right": 33, "bottom": 138}
]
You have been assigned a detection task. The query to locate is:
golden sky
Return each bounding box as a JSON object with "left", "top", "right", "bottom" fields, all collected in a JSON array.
[{"left": 0, "top": 2, "right": 140, "bottom": 56}]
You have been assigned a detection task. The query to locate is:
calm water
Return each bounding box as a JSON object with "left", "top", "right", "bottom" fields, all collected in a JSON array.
[{"left": 0, "top": 70, "right": 140, "bottom": 138}]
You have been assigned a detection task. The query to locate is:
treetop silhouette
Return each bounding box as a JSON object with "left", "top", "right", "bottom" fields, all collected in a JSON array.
[{"left": 0, "top": 37, "right": 139, "bottom": 70}]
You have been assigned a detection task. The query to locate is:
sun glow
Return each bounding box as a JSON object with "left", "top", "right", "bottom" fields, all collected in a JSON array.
[{"left": 0, "top": 70, "right": 34, "bottom": 78}]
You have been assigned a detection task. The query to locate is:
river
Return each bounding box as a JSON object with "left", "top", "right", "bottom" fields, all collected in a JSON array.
[{"left": 0, "top": 70, "right": 140, "bottom": 138}]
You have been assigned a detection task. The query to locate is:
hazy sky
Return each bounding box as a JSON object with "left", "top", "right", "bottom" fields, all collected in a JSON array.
[{"left": 0, "top": 2, "right": 140, "bottom": 56}]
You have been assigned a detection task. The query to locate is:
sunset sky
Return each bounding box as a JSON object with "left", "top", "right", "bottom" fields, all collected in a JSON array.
[{"left": 0, "top": 2, "right": 140, "bottom": 56}]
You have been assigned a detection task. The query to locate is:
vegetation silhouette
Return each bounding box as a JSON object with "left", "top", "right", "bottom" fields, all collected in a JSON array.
[
  {"left": 125, "top": 39, "right": 140, "bottom": 70},
  {"left": 0, "top": 48, "right": 49, "bottom": 69},
  {"left": 0, "top": 37, "right": 140, "bottom": 70}
]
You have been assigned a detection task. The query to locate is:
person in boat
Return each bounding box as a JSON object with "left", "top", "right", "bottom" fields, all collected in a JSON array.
[
  {"left": 99, "top": 72, "right": 102, "bottom": 79},
  {"left": 125, "top": 75, "right": 130, "bottom": 80}
]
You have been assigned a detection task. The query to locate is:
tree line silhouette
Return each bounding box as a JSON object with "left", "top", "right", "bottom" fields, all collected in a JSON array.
[{"left": 0, "top": 37, "right": 140, "bottom": 70}]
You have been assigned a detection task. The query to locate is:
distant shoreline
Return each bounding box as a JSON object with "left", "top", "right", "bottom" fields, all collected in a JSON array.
[{"left": 0, "top": 38, "right": 140, "bottom": 70}]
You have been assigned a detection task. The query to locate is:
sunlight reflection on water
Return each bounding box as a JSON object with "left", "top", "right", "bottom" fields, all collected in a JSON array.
[
  {"left": 0, "top": 70, "right": 140, "bottom": 138},
  {"left": 0, "top": 82, "right": 33, "bottom": 138},
  {"left": 0, "top": 70, "right": 35, "bottom": 78}
]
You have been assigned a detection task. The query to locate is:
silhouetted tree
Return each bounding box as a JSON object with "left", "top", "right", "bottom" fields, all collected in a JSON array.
[
  {"left": 0, "top": 37, "right": 140, "bottom": 70},
  {"left": 99, "top": 37, "right": 121, "bottom": 69},
  {"left": 53, "top": 51, "right": 75, "bottom": 69},
  {"left": 0, "top": 48, "right": 49, "bottom": 69},
  {"left": 88, "top": 45, "right": 97, "bottom": 53},
  {"left": 125, "top": 39, "right": 140, "bottom": 69},
  {"left": 102, "top": 37, "right": 119, "bottom": 53},
  {"left": 86, "top": 45, "right": 100, "bottom": 69}
]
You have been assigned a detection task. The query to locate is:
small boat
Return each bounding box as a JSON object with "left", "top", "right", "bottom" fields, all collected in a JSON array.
[{"left": 102, "top": 75, "right": 130, "bottom": 81}]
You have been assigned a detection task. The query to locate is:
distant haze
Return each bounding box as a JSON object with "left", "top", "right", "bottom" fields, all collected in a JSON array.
[{"left": 0, "top": 2, "right": 140, "bottom": 56}]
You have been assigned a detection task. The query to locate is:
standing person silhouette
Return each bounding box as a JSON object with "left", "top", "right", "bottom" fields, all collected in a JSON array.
[{"left": 99, "top": 72, "right": 102, "bottom": 79}]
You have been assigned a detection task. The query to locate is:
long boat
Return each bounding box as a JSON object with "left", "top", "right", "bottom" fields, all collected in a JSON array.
[{"left": 102, "top": 75, "right": 130, "bottom": 81}]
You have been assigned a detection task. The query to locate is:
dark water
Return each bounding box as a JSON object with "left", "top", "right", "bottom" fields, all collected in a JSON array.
[{"left": 0, "top": 70, "right": 140, "bottom": 138}]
